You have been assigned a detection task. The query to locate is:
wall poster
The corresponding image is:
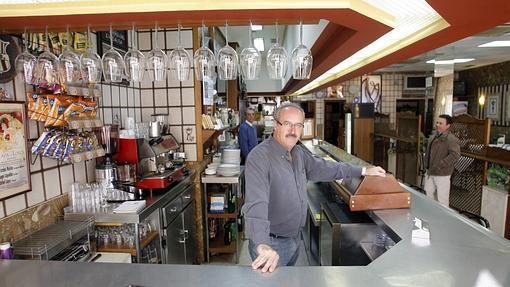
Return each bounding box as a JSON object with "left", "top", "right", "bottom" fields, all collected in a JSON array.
[
  {"left": 0, "top": 102, "right": 31, "bottom": 199},
  {"left": 486, "top": 93, "right": 501, "bottom": 121},
  {"left": 361, "top": 75, "right": 382, "bottom": 112}
]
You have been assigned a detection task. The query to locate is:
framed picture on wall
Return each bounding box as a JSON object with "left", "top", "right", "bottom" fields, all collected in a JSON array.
[
  {"left": 486, "top": 93, "right": 501, "bottom": 121},
  {"left": 0, "top": 102, "right": 31, "bottom": 199},
  {"left": 361, "top": 75, "right": 382, "bottom": 112}
]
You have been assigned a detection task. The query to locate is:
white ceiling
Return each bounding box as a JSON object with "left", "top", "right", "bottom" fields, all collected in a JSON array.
[{"left": 377, "top": 23, "right": 510, "bottom": 73}]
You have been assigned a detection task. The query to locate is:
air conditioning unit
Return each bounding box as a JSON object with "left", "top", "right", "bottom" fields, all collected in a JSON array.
[{"left": 403, "top": 75, "right": 427, "bottom": 91}]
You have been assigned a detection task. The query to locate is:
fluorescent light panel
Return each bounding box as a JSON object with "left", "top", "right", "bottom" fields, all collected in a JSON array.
[
  {"left": 426, "top": 58, "right": 474, "bottom": 64},
  {"left": 478, "top": 41, "right": 510, "bottom": 47},
  {"left": 254, "top": 38, "right": 265, "bottom": 51},
  {"left": 296, "top": 0, "right": 444, "bottom": 95},
  {"left": 251, "top": 24, "right": 263, "bottom": 31}
]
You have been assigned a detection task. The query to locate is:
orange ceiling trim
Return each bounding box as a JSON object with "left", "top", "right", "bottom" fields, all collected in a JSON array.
[{"left": 291, "top": 0, "right": 510, "bottom": 94}]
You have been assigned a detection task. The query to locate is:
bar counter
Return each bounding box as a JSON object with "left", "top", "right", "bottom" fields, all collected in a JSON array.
[{"left": 2, "top": 142, "right": 510, "bottom": 287}]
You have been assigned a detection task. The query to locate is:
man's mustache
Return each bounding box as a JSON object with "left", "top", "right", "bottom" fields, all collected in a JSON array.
[{"left": 285, "top": 134, "right": 298, "bottom": 138}]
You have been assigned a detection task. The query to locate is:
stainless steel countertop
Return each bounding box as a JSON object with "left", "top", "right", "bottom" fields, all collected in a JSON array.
[
  {"left": 65, "top": 172, "right": 195, "bottom": 224},
  {"left": 2, "top": 143, "right": 510, "bottom": 287}
]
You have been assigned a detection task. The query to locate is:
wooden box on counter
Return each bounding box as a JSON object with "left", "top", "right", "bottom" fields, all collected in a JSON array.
[{"left": 334, "top": 174, "right": 411, "bottom": 211}]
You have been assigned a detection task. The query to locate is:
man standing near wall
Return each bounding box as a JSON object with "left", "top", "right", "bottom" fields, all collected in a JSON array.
[
  {"left": 239, "top": 108, "right": 258, "bottom": 164},
  {"left": 424, "top": 114, "right": 461, "bottom": 206}
]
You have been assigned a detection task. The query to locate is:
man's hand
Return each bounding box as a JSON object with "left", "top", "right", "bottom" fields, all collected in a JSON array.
[
  {"left": 365, "top": 166, "right": 386, "bottom": 177},
  {"left": 252, "top": 244, "right": 279, "bottom": 273}
]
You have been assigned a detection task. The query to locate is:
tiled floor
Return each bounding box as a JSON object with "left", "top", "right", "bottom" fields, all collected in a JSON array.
[{"left": 207, "top": 235, "right": 310, "bottom": 266}]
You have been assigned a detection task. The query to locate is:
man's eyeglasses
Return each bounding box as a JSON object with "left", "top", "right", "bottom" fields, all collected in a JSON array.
[{"left": 275, "top": 119, "right": 305, "bottom": 129}]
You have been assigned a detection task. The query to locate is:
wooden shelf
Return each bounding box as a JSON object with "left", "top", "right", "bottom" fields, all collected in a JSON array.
[
  {"left": 202, "top": 128, "right": 228, "bottom": 145},
  {"left": 97, "top": 231, "right": 159, "bottom": 256},
  {"left": 209, "top": 229, "right": 236, "bottom": 254},
  {"left": 207, "top": 212, "right": 236, "bottom": 219}
]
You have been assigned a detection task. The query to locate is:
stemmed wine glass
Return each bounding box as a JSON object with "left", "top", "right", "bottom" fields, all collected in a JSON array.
[
  {"left": 240, "top": 22, "right": 262, "bottom": 80},
  {"left": 168, "top": 23, "right": 192, "bottom": 81},
  {"left": 59, "top": 27, "right": 81, "bottom": 85},
  {"left": 33, "top": 27, "right": 59, "bottom": 87},
  {"left": 193, "top": 23, "right": 216, "bottom": 81},
  {"left": 146, "top": 22, "right": 167, "bottom": 82},
  {"left": 291, "top": 21, "right": 313, "bottom": 80},
  {"left": 217, "top": 22, "right": 238, "bottom": 80},
  {"left": 14, "top": 28, "right": 36, "bottom": 84},
  {"left": 80, "top": 26, "right": 102, "bottom": 86},
  {"left": 102, "top": 25, "right": 125, "bottom": 83},
  {"left": 124, "top": 24, "right": 146, "bottom": 82},
  {"left": 267, "top": 22, "right": 288, "bottom": 79}
]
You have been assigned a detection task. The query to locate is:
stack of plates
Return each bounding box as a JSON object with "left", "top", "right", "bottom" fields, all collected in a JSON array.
[
  {"left": 217, "top": 164, "right": 241, "bottom": 177},
  {"left": 222, "top": 149, "right": 241, "bottom": 165}
]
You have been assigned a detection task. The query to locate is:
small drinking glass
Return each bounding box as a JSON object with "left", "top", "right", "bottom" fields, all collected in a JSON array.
[
  {"left": 266, "top": 22, "right": 288, "bottom": 79},
  {"left": 59, "top": 30, "right": 81, "bottom": 85},
  {"left": 124, "top": 26, "right": 146, "bottom": 82}
]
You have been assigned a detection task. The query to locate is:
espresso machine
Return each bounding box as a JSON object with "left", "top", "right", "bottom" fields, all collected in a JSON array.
[
  {"left": 95, "top": 125, "right": 119, "bottom": 188},
  {"left": 115, "top": 115, "right": 185, "bottom": 190}
]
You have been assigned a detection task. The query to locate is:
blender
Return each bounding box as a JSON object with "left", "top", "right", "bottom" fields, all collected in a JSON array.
[{"left": 95, "top": 125, "right": 119, "bottom": 188}]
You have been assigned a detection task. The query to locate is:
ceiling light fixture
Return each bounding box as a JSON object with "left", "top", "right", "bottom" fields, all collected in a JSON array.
[
  {"left": 426, "top": 58, "right": 475, "bottom": 64},
  {"left": 295, "top": 0, "right": 445, "bottom": 96},
  {"left": 478, "top": 41, "right": 510, "bottom": 47},
  {"left": 251, "top": 24, "right": 263, "bottom": 31}
]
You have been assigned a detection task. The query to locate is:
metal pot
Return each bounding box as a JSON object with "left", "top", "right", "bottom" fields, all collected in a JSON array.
[
  {"left": 117, "top": 163, "right": 136, "bottom": 182},
  {"left": 149, "top": 121, "right": 162, "bottom": 138}
]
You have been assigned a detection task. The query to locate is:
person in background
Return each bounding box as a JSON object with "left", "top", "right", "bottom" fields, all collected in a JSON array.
[
  {"left": 242, "top": 102, "right": 386, "bottom": 273},
  {"left": 239, "top": 108, "right": 258, "bottom": 164},
  {"left": 424, "top": 114, "right": 460, "bottom": 207}
]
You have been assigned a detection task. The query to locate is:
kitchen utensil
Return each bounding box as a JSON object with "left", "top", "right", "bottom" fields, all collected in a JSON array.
[
  {"left": 149, "top": 120, "right": 162, "bottom": 138},
  {"left": 117, "top": 163, "right": 136, "bottom": 182}
]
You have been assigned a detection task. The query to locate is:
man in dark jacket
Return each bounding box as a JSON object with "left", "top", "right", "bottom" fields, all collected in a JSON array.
[
  {"left": 239, "top": 108, "right": 258, "bottom": 163},
  {"left": 424, "top": 114, "right": 460, "bottom": 206}
]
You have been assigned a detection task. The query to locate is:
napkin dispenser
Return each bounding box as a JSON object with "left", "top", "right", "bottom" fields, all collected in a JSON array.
[{"left": 335, "top": 174, "right": 411, "bottom": 211}]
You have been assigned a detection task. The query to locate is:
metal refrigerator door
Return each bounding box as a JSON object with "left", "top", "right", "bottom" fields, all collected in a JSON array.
[
  {"left": 182, "top": 201, "right": 195, "bottom": 264},
  {"left": 163, "top": 215, "right": 186, "bottom": 264}
]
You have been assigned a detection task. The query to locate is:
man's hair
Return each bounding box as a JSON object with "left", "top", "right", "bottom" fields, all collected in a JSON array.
[
  {"left": 245, "top": 107, "right": 255, "bottom": 115},
  {"left": 439, "top": 114, "right": 453, "bottom": 125},
  {"left": 273, "top": 102, "right": 305, "bottom": 121}
]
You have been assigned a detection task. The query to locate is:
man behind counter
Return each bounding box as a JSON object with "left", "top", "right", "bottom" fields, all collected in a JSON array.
[
  {"left": 242, "top": 102, "right": 386, "bottom": 273},
  {"left": 238, "top": 108, "right": 258, "bottom": 164}
]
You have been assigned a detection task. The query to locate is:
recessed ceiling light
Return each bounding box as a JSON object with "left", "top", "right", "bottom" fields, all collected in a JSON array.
[
  {"left": 478, "top": 40, "right": 510, "bottom": 47},
  {"left": 254, "top": 38, "right": 265, "bottom": 51},
  {"left": 426, "top": 58, "right": 475, "bottom": 64},
  {"left": 251, "top": 24, "right": 263, "bottom": 31}
]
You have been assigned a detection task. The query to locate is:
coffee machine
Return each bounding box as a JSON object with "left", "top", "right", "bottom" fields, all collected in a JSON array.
[
  {"left": 95, "top": 125, "right": 119, "bottom": 188},
  {"left": 115, "top": 116, "right": 184, "bottom": 190}
]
